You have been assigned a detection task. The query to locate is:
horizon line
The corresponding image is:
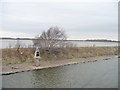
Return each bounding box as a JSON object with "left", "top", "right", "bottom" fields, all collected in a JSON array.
[{"left": 0, "top": 37, "right": 119, "bottom": 42}]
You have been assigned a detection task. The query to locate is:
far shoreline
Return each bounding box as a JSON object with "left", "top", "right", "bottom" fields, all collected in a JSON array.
[
  {"left": 2, "top": 55, "right": 118, "bottom": 75},
  {"left": 1, "top": 37, "right": 119, "bottom": 42}
]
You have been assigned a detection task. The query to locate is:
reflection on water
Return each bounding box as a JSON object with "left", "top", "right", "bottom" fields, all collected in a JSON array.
[
  {"left": 2, "top": 57, "right": 118, "bottom": 88},
  {"left": 32, "top": 67, "right": 67, "bottom": 88}
]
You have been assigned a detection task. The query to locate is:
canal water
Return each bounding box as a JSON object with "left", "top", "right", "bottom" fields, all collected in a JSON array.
[{"left": 2, "top": 57, "right": 118, "bottom": 88}]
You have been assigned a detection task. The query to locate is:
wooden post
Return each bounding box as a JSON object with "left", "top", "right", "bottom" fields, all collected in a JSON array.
[{"left": 34, "top": 47, "right": 41, "bottom": 66}]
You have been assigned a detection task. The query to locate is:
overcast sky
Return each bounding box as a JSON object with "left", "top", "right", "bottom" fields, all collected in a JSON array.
[{"left": 0, "top": 0, "right": 119, "bottom": 40}]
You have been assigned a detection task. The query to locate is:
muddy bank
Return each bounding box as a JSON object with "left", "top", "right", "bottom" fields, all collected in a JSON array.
[{"left": 2, "top": 55, "right": 118, "bottom": 75}]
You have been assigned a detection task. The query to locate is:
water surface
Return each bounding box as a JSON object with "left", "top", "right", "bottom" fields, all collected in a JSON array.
[
  {"left": 0, "top": 39, "right": 118, "bottom": 48},
  {"left": 2, "top": 57, "right": 118, "bottom": 88}
]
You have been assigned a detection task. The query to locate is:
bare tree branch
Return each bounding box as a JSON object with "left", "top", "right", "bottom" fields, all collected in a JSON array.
[{"left": 33, "top": 26, "right": 67, "bottom": 48}]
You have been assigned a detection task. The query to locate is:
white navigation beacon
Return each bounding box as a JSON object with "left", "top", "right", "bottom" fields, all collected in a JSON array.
[
  {"left": 34, "top": 47, "right": 41, "bottom": 59},
  {"left": 34, "top": 47, "right": 41, "bottom": 66}
]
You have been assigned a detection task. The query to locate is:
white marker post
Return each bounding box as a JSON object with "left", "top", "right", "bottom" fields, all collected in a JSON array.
[{"left": 34, "top": 47, "right": 41, "bottom": 66}]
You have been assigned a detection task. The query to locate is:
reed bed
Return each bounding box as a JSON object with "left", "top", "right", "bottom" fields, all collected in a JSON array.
[{"left": 1, "top": 46, "right": 119, "bottom": 65}]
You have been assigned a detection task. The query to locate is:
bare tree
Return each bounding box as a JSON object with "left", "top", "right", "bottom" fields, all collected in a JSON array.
[{"left": 33, "top": 26, "right": 67, "bottom": 48}]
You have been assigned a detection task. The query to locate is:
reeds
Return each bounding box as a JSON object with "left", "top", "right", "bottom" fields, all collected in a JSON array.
[{"left": 1, "top": 46, "right": 118, "bottom": 65}]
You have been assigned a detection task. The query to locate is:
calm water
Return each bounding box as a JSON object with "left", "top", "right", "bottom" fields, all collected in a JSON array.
[
  {"left": 1, "top": 40, "right": 33, "bottom": 48},
  {"left": 0, "top": 75, "right": 2, "bottom": 89},
  {"left": 0, "top": 39, "right": 119, "bottom": 48},
  {"left": 2, "top": 57, "right": 118, "bottom": 88}
]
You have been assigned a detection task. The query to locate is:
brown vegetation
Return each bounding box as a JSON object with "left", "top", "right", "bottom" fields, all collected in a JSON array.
[{"left": 1, "top": 46, "right": 118, "bottom": 65}]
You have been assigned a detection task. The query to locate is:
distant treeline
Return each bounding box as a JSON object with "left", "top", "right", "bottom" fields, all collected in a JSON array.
[
  {"left": 85, "top": 39, "right": 119, "bottom": 42},
  {"left": 0, "top": 37, "right": 119, "bottom": 42}
]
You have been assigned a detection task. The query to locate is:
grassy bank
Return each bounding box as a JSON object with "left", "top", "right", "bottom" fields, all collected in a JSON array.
[{"left": 1, "top": 46, "right": 118, "bottom": 65}]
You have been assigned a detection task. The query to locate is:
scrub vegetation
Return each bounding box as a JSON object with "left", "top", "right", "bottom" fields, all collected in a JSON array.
[{"left": 1, "top": 46, "right": 118, "bottom": 65}]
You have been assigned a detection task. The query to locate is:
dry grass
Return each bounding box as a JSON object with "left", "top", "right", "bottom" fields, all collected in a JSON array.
[{"left": 1, "top": 46, "right": 119, "bottom": 65}]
